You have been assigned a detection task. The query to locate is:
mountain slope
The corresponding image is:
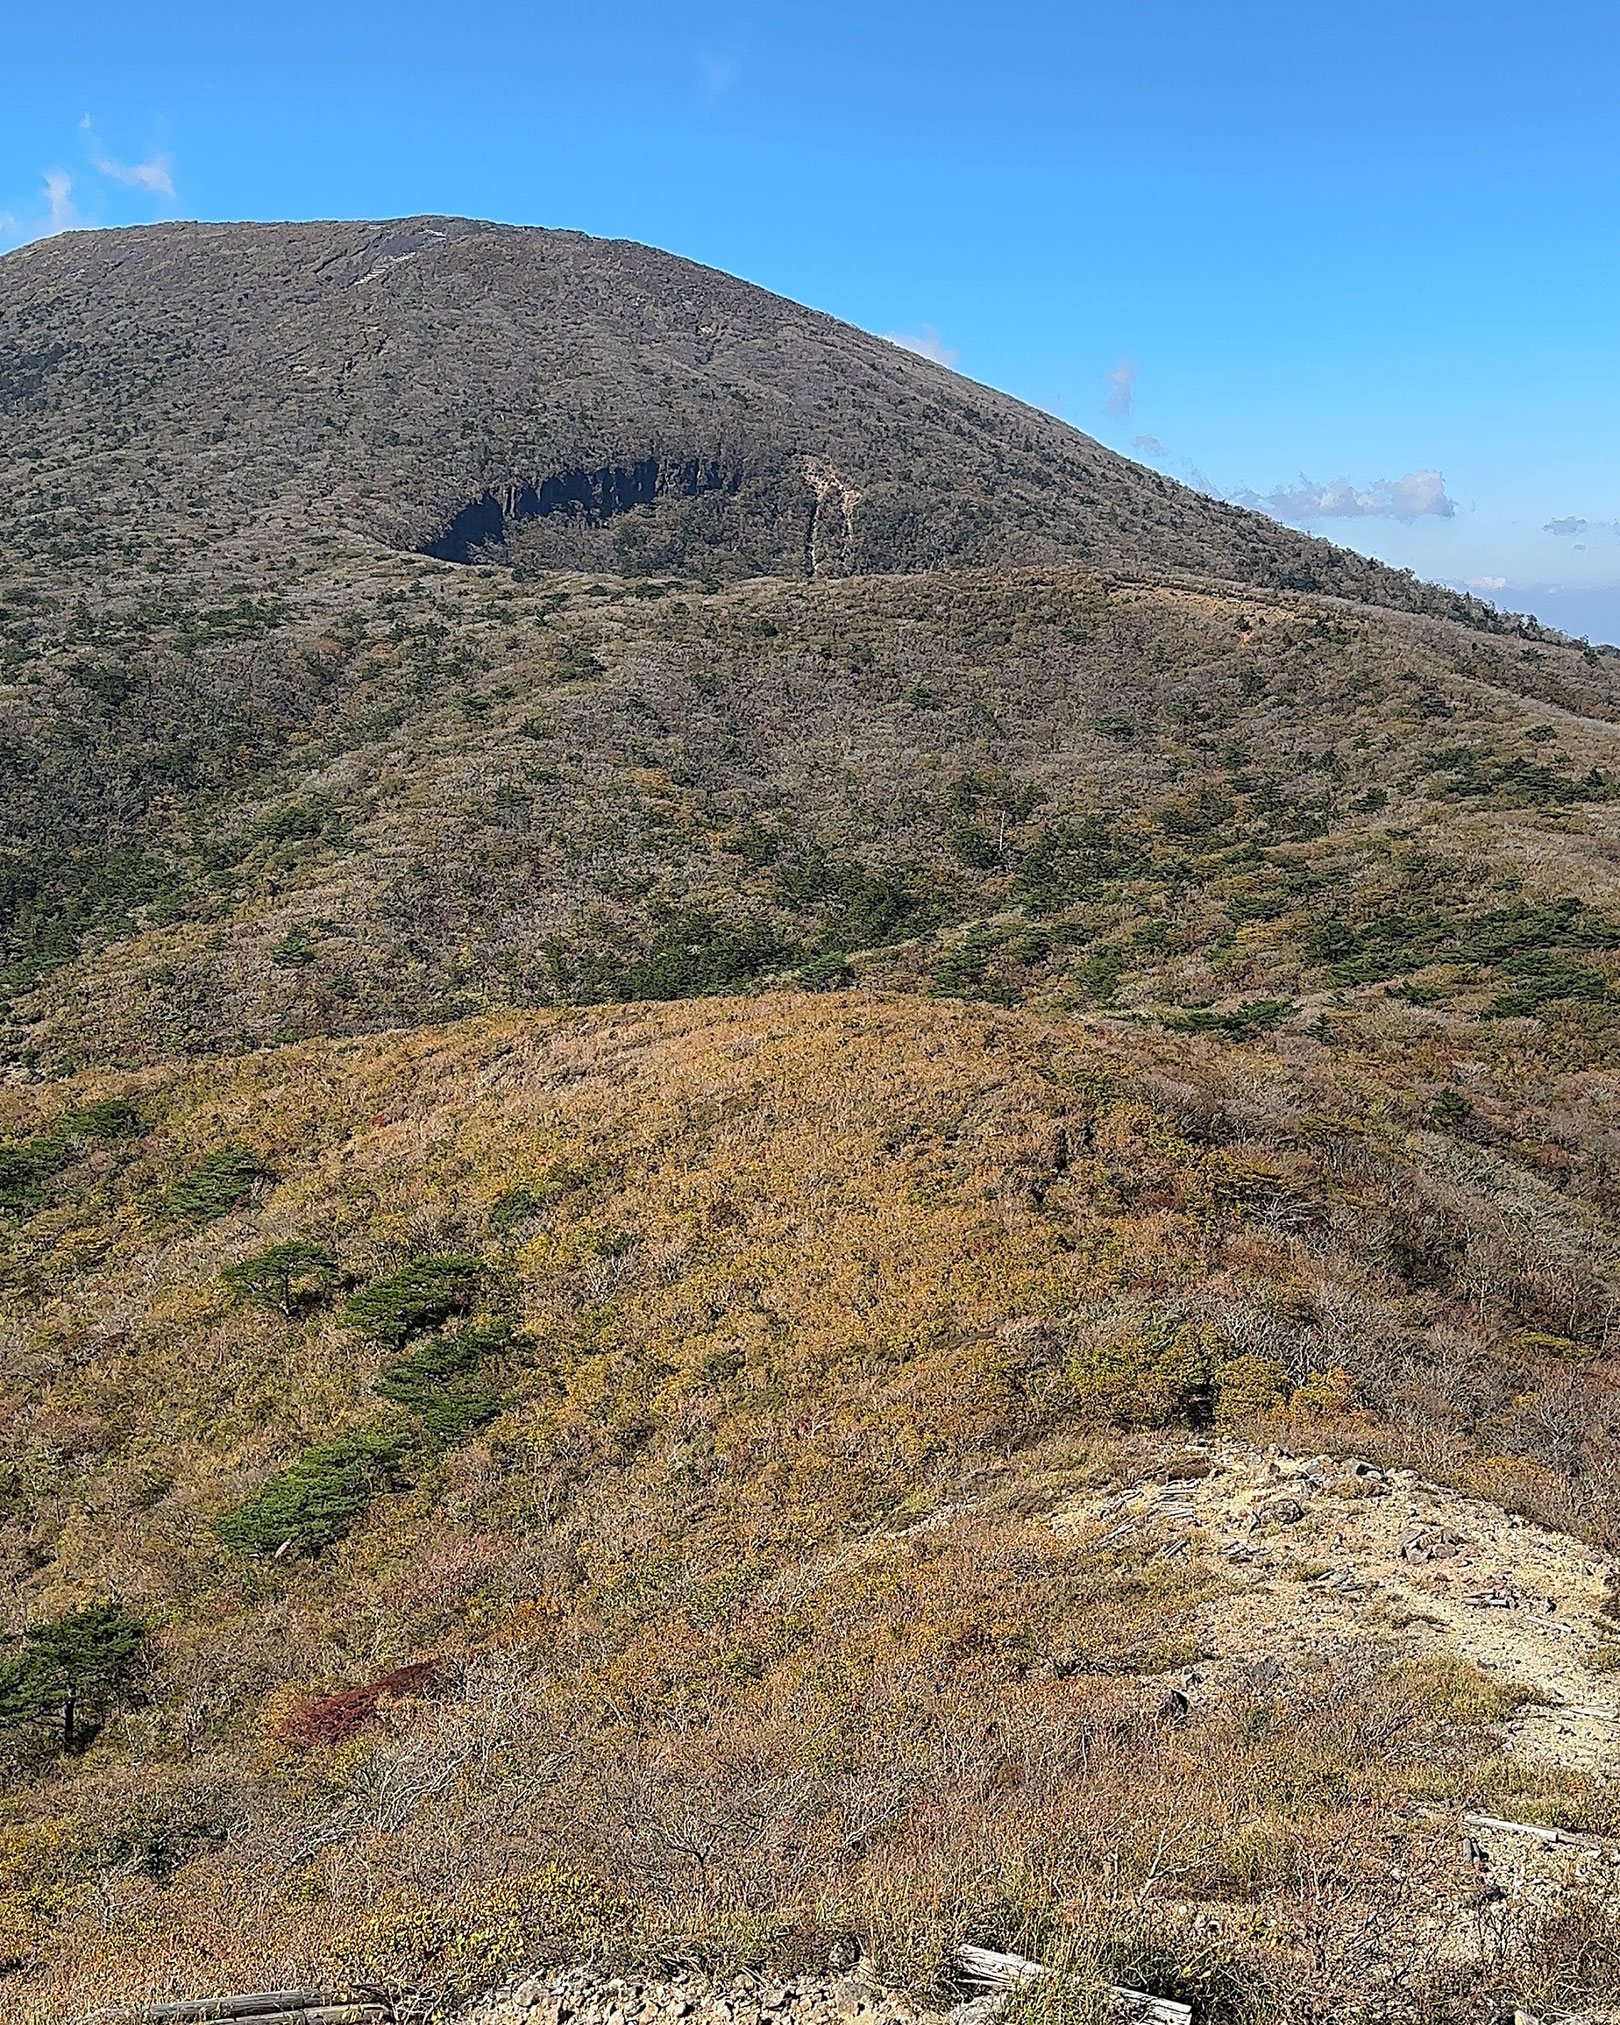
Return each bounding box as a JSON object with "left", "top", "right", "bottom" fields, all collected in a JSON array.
[
  {"left": 7, "top": 549, "right": 1620, "bottom": 1074},
  {"left": 5, "top": 995, "right": 1620, "bottom": 2022},
  {"left": 9, "top": 219, "right": 1620, "bottom": 2025},
  {"left": 0, "top": 217, "right": 1494, "bottom": 615}
]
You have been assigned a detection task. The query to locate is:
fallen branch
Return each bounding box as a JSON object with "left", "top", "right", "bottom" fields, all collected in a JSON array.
[
  {"left": 1461, "top": 1812, "right": 1605, "bottom": 1851},
  {"left": 104, "top": 1997, "right": 389, "bottom": 2025},
  {"left": 955, "top": 1944, "right": 1193, "bottom": 2024}
]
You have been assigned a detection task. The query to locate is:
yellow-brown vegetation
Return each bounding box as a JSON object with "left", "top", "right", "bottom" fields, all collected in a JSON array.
[{"left": 4, "top": 993, "right": 1619, "bottom": 2021}]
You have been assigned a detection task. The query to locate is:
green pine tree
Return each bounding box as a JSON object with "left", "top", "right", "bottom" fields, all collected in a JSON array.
[{"left": 0, "top": 1600, "right": 146, "bottom": 1753}]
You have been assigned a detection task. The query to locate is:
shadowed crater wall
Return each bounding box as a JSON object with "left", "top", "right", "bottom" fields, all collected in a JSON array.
[{"left": 424, "top": 456, "right": 745, "bottom": 563}]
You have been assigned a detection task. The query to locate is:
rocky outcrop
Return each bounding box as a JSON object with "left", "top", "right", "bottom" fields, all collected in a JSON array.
[{"left": 451, "top": 1968, "right": 942, "bottom": 2025}]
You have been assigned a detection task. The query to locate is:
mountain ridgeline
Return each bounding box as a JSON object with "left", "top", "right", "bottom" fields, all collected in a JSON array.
[{"left": 1, "top": 215, "right": 1493, "bottom": 614}]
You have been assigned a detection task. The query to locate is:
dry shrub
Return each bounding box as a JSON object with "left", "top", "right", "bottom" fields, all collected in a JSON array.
[
  {"left": 277, "top": 1659, "right": 447, "bottom": 1750},
  {"left": 6, "top": 998, "right": 1620, "bottom": 2020},
  {"left": 1492, "top": 1876, "right": 1620, "bottom": 2013}
]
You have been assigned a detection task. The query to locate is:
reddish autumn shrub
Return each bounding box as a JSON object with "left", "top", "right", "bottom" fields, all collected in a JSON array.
[{"left": 277, "top": 1658, "right": 444, "bottom": 1749}]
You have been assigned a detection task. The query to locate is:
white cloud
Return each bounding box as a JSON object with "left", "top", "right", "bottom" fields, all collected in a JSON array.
[
  {"left": 885, "top": 326, "right": 959, "bottom": 368},
  {"left": 1245, "top": 469, "right": 1456, "bottom": 523},
  {"left": 0, "top": 174, "right": 80, "bottom": 250},
  {"left": 43, "top": 172, "right": 82, "bottom": 234},
  {"left": 699, "top": 54, "right": 736, "bottom": 99},
  {"left": 1546, "top": 515, "right": 1620, "bottom": 538},
  {"left": 92, "top": 150, "right": 175, "bottom": 198},
  {"left": 1103, "top": 356, "right": 1137, "bottom": 419},
  {"left": 1131, "top": 433, "right": 1167, "bottom": 457},
  {"left": 3, "top": 129, "right": 176, "bottom": 251},
  {"left": 1466, "top": 575, "right": 1508, "bottom": 590},
  {"left": 79, "top": 118, "right": 176, "bottom": 201}
]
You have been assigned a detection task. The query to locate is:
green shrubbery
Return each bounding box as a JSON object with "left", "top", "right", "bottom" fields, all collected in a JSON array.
[
  {"left": 0, "top": 1099, "right": 138, "bottom": 1215},
  {"left": 1306, "top": 889, "right": 1620, "bottom": 1006},
  {"left": 1489, "top": 953, "right": 1612, "bottom": 1018},
  {"left": 1066, "top": 1314, "right": 1223, "bottom": 1429},
  {"left": 0, "top": 1599, "right": 146, "bottom": 1752},
  {"left": 930, "top": 923, "right": 1053, "bottom": 1006},
  {"left": 487, "top": 1186, "right": 544, "bottom": 1240},
  {"left": 1164, "top": 998, "right": 1294, "bottom": 1039},
  {"left": 163, "top": 1146, "right": 272, "bottom": 1227},
  {"left": 217, "top": 1256, "right": 519, "bottom": 1552},
  {"left": 1065, "top": 1314, "right": 1292, "bottom": 1431},
  {"left": 549, "top": 909, "right": 789, "bottom": 1004},
  {"left": 372, "top": 1319, "right": 521, "bottom": 1442},
  {"left": 212, "top": 1430, "right": 412, "bottom": 1556},
  {"left": 269, "top": 926, "right": 317, "bottom": 967},
  {"left": 1425, "top": 743, "right": 1612, "bottom": 807},
  {"left": 1017, "top": 817, "right": 1149, "bottom": 913},
  {"left": 339, "top": 1253, "right": 487, "bottom": 1346},
  {"left": 1220, "top": 855, "right": 1329, "bottom": 923},
  {"left": 776, "top": 850, "right": 927, "bottom": 956},
  {"left": 1430, "top": 1086, "right": 1474, "bottom": 1129},
  {"left": 219, "top": 1241, "right": 339, "bottom": 1316}
]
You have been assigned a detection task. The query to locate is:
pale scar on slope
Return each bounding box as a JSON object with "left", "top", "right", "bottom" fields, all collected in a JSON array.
[{"left": 1053, "top": 1442, "right": 1620, "bottom": 1775}]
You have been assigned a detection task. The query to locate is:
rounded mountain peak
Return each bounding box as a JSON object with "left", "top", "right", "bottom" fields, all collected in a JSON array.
[{"left": 1, "top": 216, "right": 1479, "bottom": 617}]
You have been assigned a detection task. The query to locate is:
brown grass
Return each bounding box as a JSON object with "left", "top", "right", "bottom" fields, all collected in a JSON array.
[{"left": 0, "top": 994, "right": 1617, "bottom": 2020}]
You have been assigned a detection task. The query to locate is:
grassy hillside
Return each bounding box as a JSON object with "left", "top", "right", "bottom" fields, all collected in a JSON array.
[
  {"left": 4, "top": 994, "right": 1620, "bottom": 2020},
  {"left": 7, "top": 551, "right": 1620, "bottom": 1075}
]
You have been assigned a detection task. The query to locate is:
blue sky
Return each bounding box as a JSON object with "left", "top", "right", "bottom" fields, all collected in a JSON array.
[{"left": 5, "top": 1, "right": 1619, "bottom": 640}]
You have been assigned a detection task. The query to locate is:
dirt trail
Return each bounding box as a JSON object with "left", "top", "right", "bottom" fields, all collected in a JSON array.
[{"left": 1053, "top": 1443, "right": 1620, "bottom": 1774}]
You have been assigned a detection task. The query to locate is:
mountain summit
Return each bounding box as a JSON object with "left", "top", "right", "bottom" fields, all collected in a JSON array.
[{"left": 5, "top": 216, "right": 1477, "bottom": 617}]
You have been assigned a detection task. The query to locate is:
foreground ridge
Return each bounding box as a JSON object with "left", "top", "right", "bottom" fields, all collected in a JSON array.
[{"left": 8, "top": 212, "right": 1620, "bottom": 2025}]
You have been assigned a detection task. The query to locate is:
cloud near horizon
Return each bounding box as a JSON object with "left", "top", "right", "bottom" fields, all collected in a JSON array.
[
  {"left": 884, "top": 326, "right": 959, "bottom": 367},
  {"left": 1, "top": 126, "right": 179, "bottom": 250},
  {"left": 1546, "top": 515, "right": 1620, "bottom": 538},
  {"left": 1103, "top": 357, "right": 1137, "bottom": 419},
  {"left": 43, "top": 172, "right": 81, "bottom": 233},
  {"left": 90, "top": 149, "right": 175, "bottom": 198},
  {"left": 0, "top": 171, "right": 88, "bottom": 249},
  {"left": 1244, "top": 469, "right": 1456, "bottom": 524},
  {"left": 78, "top": 117, "right": 174, "bottom": 201}
]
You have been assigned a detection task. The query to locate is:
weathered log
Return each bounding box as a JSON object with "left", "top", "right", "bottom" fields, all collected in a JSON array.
[
  {"left": 956, "top": 1946, "right": 1046, "bottom": 1988},
  {"left": 256, "top": 2011, "right": 386, "bottom": 2025},
  {"left": 954, "top": 1944, "right": 1193, "bottom": 2025},
  {"left": 1108, "top": 1998, "right": 1195, "bottom": 2025},
  {"left": 238, "top": 2010, "right": 387, "bottom": 2025},
  {"left": 111, "top": 1998, "right": 344, "bottom": 2023},
  {"left": 106, "top": 1997, "right": 387, "bottom": 2025}
]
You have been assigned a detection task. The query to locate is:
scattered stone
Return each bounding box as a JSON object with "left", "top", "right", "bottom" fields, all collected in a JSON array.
[
  {"left": 1401, "top": 1526, "right": 1464, "bottom": 1563},
  {"left": 454, "top": 1968, "right": 927, "bottom": 2025},
  {"left": 1466, "top": 1586, "right": 1554, "bottom": 1613}
]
